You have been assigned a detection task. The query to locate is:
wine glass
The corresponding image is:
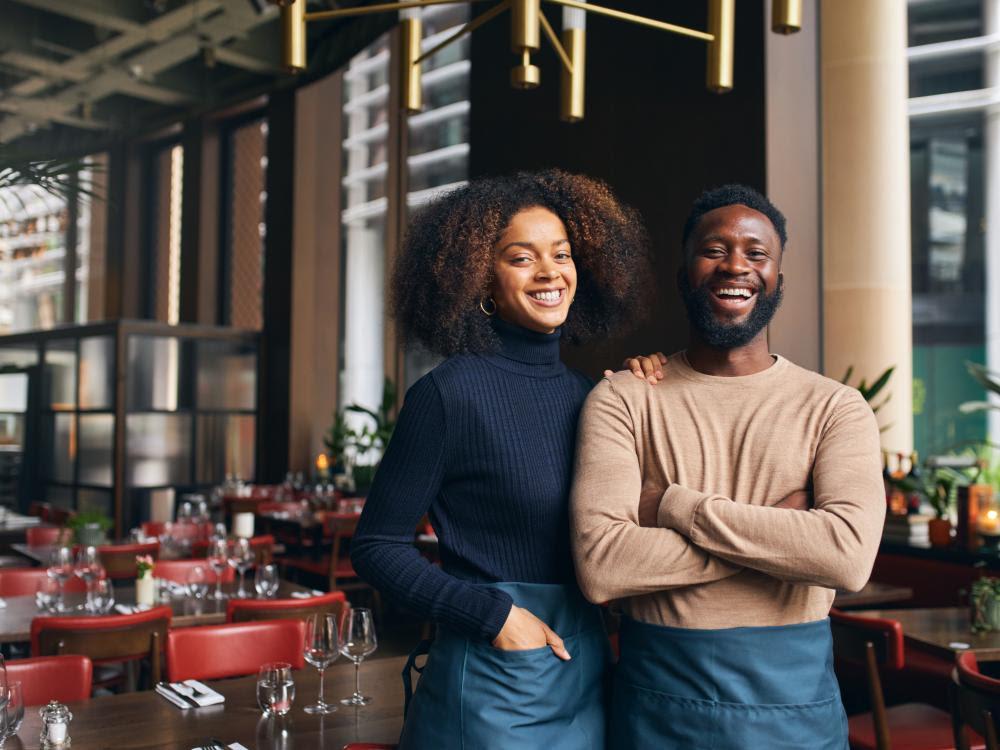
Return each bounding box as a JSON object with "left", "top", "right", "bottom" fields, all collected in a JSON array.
[
  {"left": 46, "top": 547, "right": 73, "bottom": 613},
  {"left": 186, "top": 565, "right": 209, "bottom": 599},
  {"left": 208, "top": 539, "right": 229, "bottom": 600},
  {"left": 340, "top": 607, "right": 378, "bottom": 706},
  {"left": 91, "top": 579, "right": 115, "bottom": 613},
  {"left": 1, "top": 682, "right": 23, "bottom": 739},
  {"left": 229, "top": 538, "right": 254, "bottom": 599},
  {"left": 254, "top": 564, "right": 279, "bottom": 598},
  {"left": 256, "top": 662, "right": 294, "bottom": 716},
  {"left": 74, "top": 546, "right": 103, "bottom": 613},
  {"left": 302, "top": 613, "right": 339, "bottom": 714},
  {"left": 35, "top": 577, "right": 58, "bottom": 613}
]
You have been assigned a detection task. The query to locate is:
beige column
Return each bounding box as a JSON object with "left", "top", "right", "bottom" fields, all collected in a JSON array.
[{"left": 821, "top": 0, "right": 913, "bottom": 453}]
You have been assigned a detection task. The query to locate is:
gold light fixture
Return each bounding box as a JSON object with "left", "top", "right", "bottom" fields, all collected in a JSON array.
[
  {"left": 281, "top": 0, "right": 801, "bottom": 122},
  {"left": 771, "top": 0, "right": 803, "bottom": 35}
]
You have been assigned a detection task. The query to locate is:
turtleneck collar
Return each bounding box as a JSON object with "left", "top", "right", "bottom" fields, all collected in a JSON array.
[{"left": 482, "top": 317, "right": 565, "bottom": 377}]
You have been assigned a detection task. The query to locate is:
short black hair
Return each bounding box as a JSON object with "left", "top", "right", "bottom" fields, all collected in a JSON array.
[{"left": 681, "top": 184, "right": 787, "bottom": 251}]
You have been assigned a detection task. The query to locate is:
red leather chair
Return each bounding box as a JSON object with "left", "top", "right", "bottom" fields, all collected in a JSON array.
[
  {"left": 97, "top": 541, "right": 159, "bottom": 580},
  {"left": 6, "top": 655, "right": 93, "bottom": 706},
  {"left": 830, "top": 609, "right": 965, "bottom": 750},
  {"left": 153, "top": 558, "right": 234, "bottom": 584},
  {"left": 141, "top": 521, "right": 167, "bottom": 538},
  {"left": 166, "top": 620, "right": 306, "bottom": 682},
  {"left": 0, "top": 567, "right": 87, "bottom": 597},
  {"left": 953, "top": 651, "right": 1000, "bottom": 749},
  {"left": 30, "top": 605, "right": 172, "bottom": 688},
  {"left": 227, "top": 590, "right": 347, "bottom": 627},
  {"left": 191, "top": 534, "right": 275, "bottom": 565},
  {"left": 25, "top": 525, "right": 71, "bottom": 547}
]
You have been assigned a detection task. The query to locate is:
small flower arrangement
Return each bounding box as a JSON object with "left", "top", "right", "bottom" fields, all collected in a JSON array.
[{"left": 135, "top": 555, "right": 154, "bottom": 579}]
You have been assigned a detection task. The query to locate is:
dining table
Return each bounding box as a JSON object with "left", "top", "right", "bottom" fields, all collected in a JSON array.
[
  {"left": 0, "top": 580, "right": 316, "bottom": 644},
  {"left": 832, "top": 581, "right": 914, "bottom": 609},
  {"left": 856, "top": 606, "right": 1000, "bottom": 660},
  {"left": 13, "top": 655, "right": 407, "bottom": 749}
]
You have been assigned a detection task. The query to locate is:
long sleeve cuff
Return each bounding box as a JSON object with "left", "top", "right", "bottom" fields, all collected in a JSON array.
[
  {"left": 657, "top": 484, "right": 710, "bottom": 537},
  {"left": 480, "top": 591, "right": 515, "bottom": 642}
]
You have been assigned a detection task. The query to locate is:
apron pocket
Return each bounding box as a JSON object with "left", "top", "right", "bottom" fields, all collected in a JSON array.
[{"left": 612, "top": 680, "right": 848, "bottom": 750}]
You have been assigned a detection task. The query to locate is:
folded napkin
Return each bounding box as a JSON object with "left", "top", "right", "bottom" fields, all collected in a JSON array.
[
  {"left": 179, "top": 680, "right": 226, "bottom": 707},
  {"left": 156, "top": 685, "right": 192, "bottom": 710},
  {"left": 289, "top": 589, "right": 325, "bottom": 599},
  {"left": 190, "top": 743, "right": 249, "bottom": 750},
  {"left": 0, "top": 597, "right": 7, "bottom": 609},
  {"left": 114, "top": 604, "right": 152, "bottom": 615}
]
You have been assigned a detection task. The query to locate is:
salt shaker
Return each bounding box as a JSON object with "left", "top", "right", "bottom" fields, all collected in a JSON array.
[{"left": 39, "top": 700, "right": 72, "bottom": 748}]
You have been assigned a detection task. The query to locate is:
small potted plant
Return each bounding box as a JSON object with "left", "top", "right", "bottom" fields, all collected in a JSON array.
[
  {"left": 135, "top": 554, "right": 155, "bottom": 607},
  {"left": 972, "top": 577, "right": 1000, "bottom": 632},
  {"left": 927, "top": 476, "right": 954, "bottom": 547},
  {"left": 67, "top": 510, "right": 112, "bottom": 547}
]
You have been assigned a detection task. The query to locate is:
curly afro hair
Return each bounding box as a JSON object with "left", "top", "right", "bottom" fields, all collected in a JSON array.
[
  {"left": 392, "top": 169, "right": 652, "bottom": 356},
  {"left": 681, "top": 184, "right": 787, "bottom": 252}
]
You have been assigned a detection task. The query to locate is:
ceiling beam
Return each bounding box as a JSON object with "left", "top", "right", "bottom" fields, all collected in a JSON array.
[
  {"left": 213, "top": 46, "right": 282, "bottom": 75},
  {"left": 6, "top": 0, "right": 145, "bottom": 34}
]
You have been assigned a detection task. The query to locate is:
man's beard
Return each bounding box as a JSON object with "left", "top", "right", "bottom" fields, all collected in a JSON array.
[{"left": 679, "top": 273, "right": 784, "bottom": 349}]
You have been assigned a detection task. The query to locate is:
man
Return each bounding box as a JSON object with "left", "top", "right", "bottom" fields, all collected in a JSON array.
[{"left": 570, "top": 185, "right": 884, "bottom": 748}]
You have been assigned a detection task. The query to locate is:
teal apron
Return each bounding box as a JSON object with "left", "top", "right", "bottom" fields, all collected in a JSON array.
[
  {"left": 611, "top": 616, "right": 848, "bottom": 750},
  {"left": 400, "top": 582, "right": 609, "bottom": 750}
]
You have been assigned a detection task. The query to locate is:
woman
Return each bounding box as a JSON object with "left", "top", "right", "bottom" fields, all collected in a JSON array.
[{"left": 351, "top": 169, "right": 655, "bottom": 749}]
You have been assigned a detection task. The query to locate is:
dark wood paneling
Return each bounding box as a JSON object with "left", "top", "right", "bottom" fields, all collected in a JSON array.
[
  {"left": 258, "top": 88, "right": 297, "bottom": 482},
  {"left": 469, "top": 0, "right": 767, "bottom": 378}
]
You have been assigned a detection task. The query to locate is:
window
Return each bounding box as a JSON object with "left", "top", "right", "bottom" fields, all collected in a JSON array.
[
  {"left": 224, "top": 117, "right": 268, "bottom": 330},
  {"left": 907, "top": 0, "right": 997, "bottom": 455},
  {"left": 147, "top": 143, "right": 184, "bottom": 324}
]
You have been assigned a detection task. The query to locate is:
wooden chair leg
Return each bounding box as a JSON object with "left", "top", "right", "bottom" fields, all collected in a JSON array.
[
  {"left": 864, "top": 641, "right": 892, "bottom": 750},
  {"left": 150, "top": 631, "right": 161, "bottom": 686}
]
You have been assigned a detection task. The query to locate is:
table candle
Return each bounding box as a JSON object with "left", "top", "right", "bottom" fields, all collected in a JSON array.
[
  {"left": 233, "top": 512, "right": 255, "bottom": 539},
  {"left": 979, "top": 509, "right": 1000, "bottom": 535}
]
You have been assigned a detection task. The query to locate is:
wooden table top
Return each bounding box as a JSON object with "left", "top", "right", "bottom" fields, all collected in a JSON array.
[
  {"left": 0, "top": 580, "right": 312, "bottom": 644},
  {"left": 833, "top": 581, "right": 913, "bottom": 609},
  {"left": 857, "top": 606, "right": 999, "bottom": 659},
  {"left": 14, "top": 655, "right": 407, "bottom": 749}
]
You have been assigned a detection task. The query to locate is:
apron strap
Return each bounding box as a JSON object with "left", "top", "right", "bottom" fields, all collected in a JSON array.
[{"left": 402, "top": 638, "right": 433, "bottom": 718}]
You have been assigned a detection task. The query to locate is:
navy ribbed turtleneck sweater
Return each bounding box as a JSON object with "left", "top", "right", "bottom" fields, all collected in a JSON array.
[{"left": 351, "top": 319, "right": 593, "bottom": 641}]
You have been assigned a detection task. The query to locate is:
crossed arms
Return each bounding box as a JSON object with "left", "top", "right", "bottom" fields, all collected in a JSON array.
[{"left": 569, "top": 379, "right": 886, "bottom": 605}]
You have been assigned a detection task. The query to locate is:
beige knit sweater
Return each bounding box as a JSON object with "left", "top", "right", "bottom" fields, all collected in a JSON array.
[{"left": 570, "top": 352, "right": 885, "bottom": 629}]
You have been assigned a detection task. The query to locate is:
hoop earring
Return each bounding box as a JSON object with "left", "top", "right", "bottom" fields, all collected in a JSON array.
[{"left": 479, "top": 297, "right": 497, "bottom": 316}]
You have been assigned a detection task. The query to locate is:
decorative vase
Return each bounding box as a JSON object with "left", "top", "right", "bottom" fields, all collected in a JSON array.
[
  {"left": 928, "top": 518, "right": 952, "bottom": 547},
  {"left": 76, "top": 523, "right": 106, "bottom": 547},
  {"left": 135, "top": 573, "right": 155, "bottom": 607}
]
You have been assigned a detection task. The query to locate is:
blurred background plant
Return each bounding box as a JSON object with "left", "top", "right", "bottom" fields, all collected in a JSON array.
[
  {"left": 842, "top": 365, "right": 895, "bottom": 433},
  {"left": 324, "top": 378, "right": 397, "bottom": 492}
]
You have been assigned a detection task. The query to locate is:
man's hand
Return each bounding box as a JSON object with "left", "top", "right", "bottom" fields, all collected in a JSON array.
[
  {"left": 493, "top": 605, "right": 571, "bottom": 660},
  {"left": 604, "top": 352, "right": 668, "bottom": 385},
  {"left": 775, "top": 489, "right": 812, "bottom": 511}
]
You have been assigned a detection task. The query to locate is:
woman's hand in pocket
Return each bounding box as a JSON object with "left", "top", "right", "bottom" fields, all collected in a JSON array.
[{"left": 493, "top": 605, "right": 572, "bottom": 661}]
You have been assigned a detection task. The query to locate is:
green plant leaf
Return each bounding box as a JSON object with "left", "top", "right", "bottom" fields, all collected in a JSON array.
[
  {"left": 861, "top": 366, "right": 895, "bottom": 402},
  {"left": 840, "top": 366, "right": 854, "bottom": 385}
]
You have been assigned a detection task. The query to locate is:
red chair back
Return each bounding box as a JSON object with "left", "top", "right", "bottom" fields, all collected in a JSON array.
[
  {"left": 954, "top": 651, "right": 1000, "bottom": 750},
  {"left": 153, "top": 558, "right": 235, "bottom": 584},
  {"left": 227, "top": 590, "right": 347, "bottom": 627},
  {"left": 192, "top": 535, "right": 274, "bottom": 565},
  {"left": 166, "top": 619, "right": 306, "bottom": 682},
  {"left": 321, "top": 515, "right": 360, "bottom": 590},
  {"left": 30, "top": 605, "right": 172, "bottom": 687},
  {"left": 830, "top": 609, "right": 907, "bottom": 750},
  {"left": 0, "top": 568, "right": 87, "bottom": 597},
  {"left": 97, "top": 541, "right": 160, "bottom": 580},
  {"left": 25, "top": 526, "right": 71, "bottom": 547},
  {"left": 141, "top": 521, "right": 167, "bottom": 538},
  {"left": 7, "top": 655, "right": 93, "bottom": 706}
]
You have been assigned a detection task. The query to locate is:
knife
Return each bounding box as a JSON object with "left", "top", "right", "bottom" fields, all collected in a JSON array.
[{"left": 156, "top": 682, "right": 199, "bottom": 708}]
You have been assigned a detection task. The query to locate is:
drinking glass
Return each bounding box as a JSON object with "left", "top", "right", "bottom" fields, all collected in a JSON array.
[
  {"left": 230, "top": 538, "right": 254, "bottom": 599},
  {"left": 35, "top": 577, "right": 58, "bottom": 613},
  {"left": 91, "top": 579, "right": 115, "bottom": 613},
  {"left": 1, "top": 682, "right": 23, "bottom": 739},
  {"left": 46, "top": 547, "right": 73, "bottom": 613},
  {"left": 208, "top": 539, "right": 229, "bottom": 600},
  {"left": 302, "top": 613, "right": 339, "bottom": 714},
  {"left": 254, "top": 564, "right": 279, "bottom": 598},
  {"left": 74, "top": 546, "right": 103, "bottom": 613},
  {"left": 186, "top": 565, "right": 209, "bottom": 599},
  {"left": 256, "top": 662, "right": 294, "bottom": 716},
  {"left": 340, "top": 608, "right": 378, "bottom": 706}
]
